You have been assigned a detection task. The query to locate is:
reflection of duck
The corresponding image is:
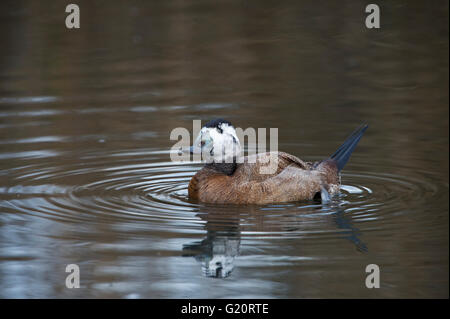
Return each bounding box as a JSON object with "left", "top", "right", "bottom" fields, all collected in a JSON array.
[
  {"left": 182, "top": 233, "right": 240, "bottom": 278},
  {"left": 182, "top": 202, "right": 368, "bottom": 278},
  {"left": 332, "top": 207, "right": 368, "bottom": 252},
  {"left": 188, "top": 119, "right": 368, "bottom": 204},
  {"left": 182, "top": 213, "right": 240, "bottom": 278}
]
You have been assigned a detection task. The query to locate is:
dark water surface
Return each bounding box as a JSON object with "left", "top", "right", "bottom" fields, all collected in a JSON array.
[{"left": 0, "top": 1, "right": 448, "bottom": 298}]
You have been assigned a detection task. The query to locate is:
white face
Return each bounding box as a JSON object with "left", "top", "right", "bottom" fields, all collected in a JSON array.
[
  {"left": 192, "top": 122, "right": 241, "bottom": 163},
  {"left": 202, "top": 254, "right": 235, "bottom": 278}
]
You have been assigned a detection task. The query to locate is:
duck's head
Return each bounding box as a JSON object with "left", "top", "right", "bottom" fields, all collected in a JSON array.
[{"left": 190, "top": 119, "right": 241, "bottom": 163}]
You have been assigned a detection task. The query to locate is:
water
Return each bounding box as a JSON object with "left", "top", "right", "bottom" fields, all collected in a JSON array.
[{"left": 0, "top": 0, "right": 448, "bottom": 298}]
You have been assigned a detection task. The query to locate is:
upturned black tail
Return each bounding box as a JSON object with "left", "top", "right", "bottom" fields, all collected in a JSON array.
[{"left": 330, "top": 124, "right": 368, "bottom": 172}]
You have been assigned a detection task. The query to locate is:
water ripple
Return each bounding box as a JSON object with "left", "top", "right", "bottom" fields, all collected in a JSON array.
[{"left": 0, "top": 148, "right": 445, "bottom": 242}]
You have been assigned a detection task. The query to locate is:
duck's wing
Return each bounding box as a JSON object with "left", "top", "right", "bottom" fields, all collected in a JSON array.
[
  {"left": 228, "top": 153, "right": 320, "bottom": 203},
  {"left": 236, "top": 151, "right": 310, "bottom": 182},
  {"left": 277, "top": 151, "right": 311, "bottom": 170}
]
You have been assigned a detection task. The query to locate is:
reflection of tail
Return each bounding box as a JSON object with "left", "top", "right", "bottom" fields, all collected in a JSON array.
[{"left": 330, "top": 124, "right": 368, "bottom": 172}]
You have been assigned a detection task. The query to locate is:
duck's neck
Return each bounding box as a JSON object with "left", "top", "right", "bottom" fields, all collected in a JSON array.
[{"left": 205, "top": 160, "right": 237, "bottom": 176}]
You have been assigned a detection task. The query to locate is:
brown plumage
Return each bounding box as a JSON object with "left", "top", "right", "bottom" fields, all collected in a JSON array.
[
  {"left": 189, "top": 152, "right": 339, "bottom": 204},
  {"left": 187, "top": 120, "right": 368, "bottom": 205}
]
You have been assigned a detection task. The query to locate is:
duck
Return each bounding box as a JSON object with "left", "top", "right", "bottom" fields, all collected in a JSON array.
[{"left": 187, "top": 119, "right": 368, "bottom": 204}]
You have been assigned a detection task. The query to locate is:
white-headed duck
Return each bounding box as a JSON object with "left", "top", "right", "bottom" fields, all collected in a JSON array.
[{"left": 188, "top": 119, "right": 368, "bottom": 204}]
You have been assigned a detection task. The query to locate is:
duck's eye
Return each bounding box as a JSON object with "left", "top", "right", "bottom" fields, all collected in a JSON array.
[{"left": 200, "top": 140, "right": 206, "bottom": 147}]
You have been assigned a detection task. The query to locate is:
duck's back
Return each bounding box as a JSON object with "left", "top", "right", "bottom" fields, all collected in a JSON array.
[{"left": 188, "top": 152, "right": 339, "bottom": 204}]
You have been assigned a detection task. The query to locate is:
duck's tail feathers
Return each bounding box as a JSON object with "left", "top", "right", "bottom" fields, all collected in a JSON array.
[{"left": 330, "top": 124, "right": 368, "bottom": 172}]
